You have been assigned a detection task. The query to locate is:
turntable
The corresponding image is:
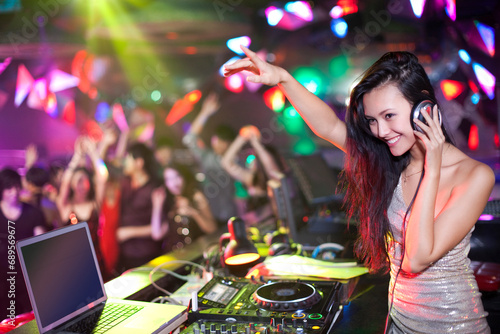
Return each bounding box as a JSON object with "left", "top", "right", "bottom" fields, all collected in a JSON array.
[
  {"left": 252, "top": 281, "right": 322, "bottom": 311},
  {"left": 181, "top": 276, "right": 347, "bottom": 333}
]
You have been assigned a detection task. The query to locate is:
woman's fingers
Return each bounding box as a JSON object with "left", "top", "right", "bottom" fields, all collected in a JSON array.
[
  {"left": 240, "top": 45, "right": 266, "bottom": 68},
  {"left": 418, "top": 106, "right": 444, "bottom": 141},
  {"left": 224, "top": 58, "right": 257, "bottom": 74}
]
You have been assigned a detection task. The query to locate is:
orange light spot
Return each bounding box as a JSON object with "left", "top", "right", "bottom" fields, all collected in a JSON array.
[
  {"left": 166, "top": 32, "right": 178, "bottom": 40},
  {"left": 185, "top": 46, "right": 198, "bottom": 55},
  {"left": 225, "top": 253, "right": 260, "bottom": 266},
  {"left": 440, "top": 80, "right": 465, "bottom": 100},
  {"left": 468, "top": 124, "right": 479, "bottom": 150}
]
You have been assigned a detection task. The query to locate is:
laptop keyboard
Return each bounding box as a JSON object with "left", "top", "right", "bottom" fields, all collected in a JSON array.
[{"left": 66, "top": 303, "right": 144, "bottom": 333}]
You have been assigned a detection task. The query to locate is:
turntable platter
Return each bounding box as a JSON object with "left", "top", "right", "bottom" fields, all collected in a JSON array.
[{"left": 252, "top": 282, "right": 322, "bottom": 311}]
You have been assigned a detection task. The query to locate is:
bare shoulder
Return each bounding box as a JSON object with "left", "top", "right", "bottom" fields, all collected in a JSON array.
[{"left": 446, "top": 145, "right": 495, "bottom": 189}]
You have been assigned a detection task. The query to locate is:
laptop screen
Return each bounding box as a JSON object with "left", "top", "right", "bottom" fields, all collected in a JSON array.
[{"left": 16, "top": 223, "right": 106, "bottom": 332}]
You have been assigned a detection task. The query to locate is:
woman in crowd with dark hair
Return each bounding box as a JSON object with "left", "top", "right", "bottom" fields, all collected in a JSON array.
[
  {"left": 56, "top": 136, "right": 108, "bottom": 276},
  {"left": 0, "top": 168, "right": 46, "bottom": 316},
  {"left": 151, "top": 163, "right": 217, "bottom": 252},
  {"left": 224, "top": 47, "right": 493, "bottom": 333}
]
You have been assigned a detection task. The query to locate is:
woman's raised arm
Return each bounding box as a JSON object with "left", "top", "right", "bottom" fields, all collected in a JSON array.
[{"left": 224, "top": 46, "right": 347, "bottom": 151}]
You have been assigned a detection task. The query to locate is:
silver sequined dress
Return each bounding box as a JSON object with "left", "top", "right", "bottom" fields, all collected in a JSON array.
[{"left": 387, "top": 177, "right": 490, "bottom": 333}]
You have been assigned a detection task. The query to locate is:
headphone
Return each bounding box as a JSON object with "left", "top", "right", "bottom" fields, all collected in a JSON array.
[
  {"left": 311, "top": 243, "right": 345, "bottom": 260},
  {"left": 268, "top": 242, "right": 303, "bottom": 256},
  {"left": 264, "top": 229, "right": 290, "bottom": 246},
  {"left": 411, "top": 99, "right": 442, "bottom": 133}
]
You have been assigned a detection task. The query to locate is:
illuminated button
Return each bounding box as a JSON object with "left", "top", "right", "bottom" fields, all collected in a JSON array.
[
  {"left": 237, "top": 302, "right": 243, "bottom": 306},
  {"left": 311, "top": 326, "right": 321, "bottom": 330},
  {"left": 234, "top": 306, "right": 241, "bottom": 310},
  {"left": 309, "top": 314, "right": 322, "bottom": 320},
  {"left": 292, "top": 312, "right": 306, "bottom": 319}
]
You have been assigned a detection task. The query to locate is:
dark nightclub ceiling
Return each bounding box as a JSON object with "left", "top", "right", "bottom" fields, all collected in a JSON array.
[{"left": 0, "top": 0, "right": 498, "bottom": 159}]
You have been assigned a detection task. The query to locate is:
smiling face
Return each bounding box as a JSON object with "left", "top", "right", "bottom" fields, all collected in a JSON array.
[
  {"left": 164, "top": 168, "right": 184, "bottom": 196},
  {"left": 70, "top": 170, "right": 91, "bottom": 199},
  {"left": 1, "top": 186, "right": 20, "bottom": 205},
  {"left": 363, "top": 84, "right": 416, "bottom": 156}
]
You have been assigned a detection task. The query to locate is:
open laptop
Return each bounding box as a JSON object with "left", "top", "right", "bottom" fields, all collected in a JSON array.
[{"left": 16, "top": 222, "right": 187, "bottom": 334}]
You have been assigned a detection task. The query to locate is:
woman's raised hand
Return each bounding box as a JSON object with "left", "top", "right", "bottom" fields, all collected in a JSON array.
[
  {"left": 239, "top": 125, "right": 261, "bottom": 141},
  {"left": 73, "top": 136, "right": 86, "bottom": 157},
  {"left": 413, "top": 105, "right": 446, "bottom": 172},
  {"left": 151, "top": 187, "right": 166, "bottom": 207},
  {"left": 223, "top": 46, "right": 285, "bottom": 86},
  {"left": 199, "top": 92, "right": 221, "bottom": 117}
]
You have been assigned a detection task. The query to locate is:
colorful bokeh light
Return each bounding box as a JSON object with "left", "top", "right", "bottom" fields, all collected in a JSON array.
[
  {"left": 472, "top": 62, "right": 495, "bottom": 99},
  {"left": 410, "top": 0, "right": 426, "bottom": 18},
  {"left": 458, "top": 49, "right": 471, "bottom": 64},
  {"left": 331, "top": 18, "right": 348, "bottom": 38},
  {"left": 292, "top": 67, "right": 326, "bottom": 96},
  {"left": 225, "top": 73, "right": 244, "bottom": 93},
  {"left": 474, "top": 21, "right": 495, "bottom": 56},
  {"left": 227, "top": 36, "right": 251, "bottom": 55},
  {"left": 284, "top": 1, "right": 313, "bottom": 22},
  {"left": 440, "top": 80, "right": 465, "bottom": 100},
  {"left": 263, "top": 87, "right": 285, "bottom": 112}
]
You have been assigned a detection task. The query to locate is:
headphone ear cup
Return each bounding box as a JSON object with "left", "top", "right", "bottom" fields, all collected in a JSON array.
[
  {"left": 311, "top": 243, "right": 345, "bottom": 260},
  {"left": 411, "top": 100, "right": 441, "bottom": 132},
  {"left": 264, "top": 231, "right": 289, "bottom": 246},
  {"left": 268, "top": 242, "right": 291, "bottom": 256}
]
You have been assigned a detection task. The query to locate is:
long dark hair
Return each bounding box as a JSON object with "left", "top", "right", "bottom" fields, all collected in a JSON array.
[
  {"left": 169, "top": 163, "right": 198, "bottom": 199},
  {"left": 128, "top": 142, "right": 159, "bottom": 184},
  {"left": 0, "top": 168, "right": 21, "bottom": 201},
  {"left": 251, "top": 144, "right": 286, "bottom": 191},
  {"left": 69, "top": 167, "right": 96, "bottom": 201},
  {"left": 342, "top": 51, "right": 453, "bottom": 273}
]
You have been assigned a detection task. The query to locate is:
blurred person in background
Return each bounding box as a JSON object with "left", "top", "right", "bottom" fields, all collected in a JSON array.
[
  {"left": 56, "top": 136, "right": 109, "bottom": 278},
  {"left": 151, "top": 163, "right": 217, "bottom": 253},
  {"left": 221, "top": 125, "right": 286, "bottom": 226},
  {"left": 0, "top": 168, "right": 46, "bottom": 317},
  {"left": 182, "top": 92, "right": 239, "bottom": 227},
  {"left": 116, "top": 142, "right": 163, "bottom": 272}
]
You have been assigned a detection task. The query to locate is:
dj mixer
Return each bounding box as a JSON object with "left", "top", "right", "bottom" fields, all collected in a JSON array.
[{"left": 180, "top": 276, "right": 347, "bottom": 334}]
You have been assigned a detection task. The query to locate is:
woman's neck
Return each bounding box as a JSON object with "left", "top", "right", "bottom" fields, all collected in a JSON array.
[
  {"left": 408, "top": 141, "right": 426, "bottom": 169},
  {"left": 131, "top": 171, "right": 149, "bottom": 189},
  {"left": 72, "top": 193, "right": 88, "bottom": 204}
]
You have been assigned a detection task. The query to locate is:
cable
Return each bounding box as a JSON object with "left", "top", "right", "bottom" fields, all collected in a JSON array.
[
  {"left": 384, "top": 171, "right": 424, "bottom": 333},
  {"left": 147, "top": 260, "right": 208, "bottom": 304},
  {"left": 150, "top": 296, "right": 181, "bottom": 304},
  {"left": 125, "top": 267, "right": 196, "bottom": 282}
]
